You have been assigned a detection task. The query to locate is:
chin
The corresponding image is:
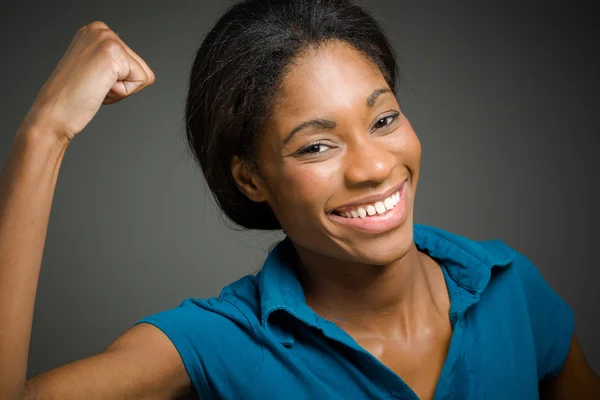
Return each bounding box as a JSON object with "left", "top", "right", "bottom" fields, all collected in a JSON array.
[
  {"left": 286, "top": 205, "right": 416, "bottom": 267},
  {"left": 354, "top": 224, "right": 415, "bottom": 266},
  {"left": 322, "top": 216, "right": 416, "bottom": 266}
]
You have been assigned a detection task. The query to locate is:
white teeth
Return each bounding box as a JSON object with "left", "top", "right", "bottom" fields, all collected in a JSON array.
[
  {"left": 335, "top": 190, "right": 401, "bottom": 218},
  {"left": 357, "top": 207, "right": 367, "bottom": 219},
  {"left": 384, "top": 197, "right": 394, "bottom": 210}
]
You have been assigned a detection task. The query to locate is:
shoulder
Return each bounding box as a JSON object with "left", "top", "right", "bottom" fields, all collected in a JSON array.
[
  {"left": 134, "top": 273, "right": 264, "bottom": 398},
  {"left": 476, "top": 236, "right": 566, "bottom": 307},
  {"left": 422, "top": 224, "right": 575, "bottom": 381},
  {"left": 459, "top": 229, "right": 571, "bottom": 322},
  {"left": 413, "top": 223, "right": 561, "bottom": 294},
  {"left": 138, "top": 273, "right": 262, "bottom": 337},
  {"left": 481, "top": 239, "right": 575, "bottom": 381}
]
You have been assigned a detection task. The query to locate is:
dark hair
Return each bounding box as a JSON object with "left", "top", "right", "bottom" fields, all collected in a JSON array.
[{"left": 184, "top": 0, "right": 400, "bottom": 230}]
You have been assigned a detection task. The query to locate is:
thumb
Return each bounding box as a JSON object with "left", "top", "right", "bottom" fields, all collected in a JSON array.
[{"left": 109, "top": 47, "right": 149, "bottom": 99}]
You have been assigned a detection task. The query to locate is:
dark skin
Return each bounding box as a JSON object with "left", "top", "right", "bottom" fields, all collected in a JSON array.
[{"left": 232, "top": 40, "right": 600, "bottom": 399}]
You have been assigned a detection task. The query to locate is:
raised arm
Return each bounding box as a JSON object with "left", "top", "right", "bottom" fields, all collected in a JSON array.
[
  {"left": 24, "top": 322, "right": 198, "bottom": 400},
  {"left": 0, "top": 21, "right": 196, "bottom": 399}
]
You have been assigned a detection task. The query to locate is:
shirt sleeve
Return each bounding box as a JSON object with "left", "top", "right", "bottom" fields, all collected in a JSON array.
[
  {"left": 513, "top": 251, "right": 575, "bottom": 381},
  {"left": 133, "top": 296, "right": 263, "bottom": 398}
]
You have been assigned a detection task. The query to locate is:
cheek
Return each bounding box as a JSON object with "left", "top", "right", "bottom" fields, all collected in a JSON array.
[
  {"left": 264, "top": 162, "right": 339, "bottom": 236},
  {"left": 392, "top": 120, "right": 422, "bottom": 169},
  {"left": 274, "top": 163, "right": 337, "bottom": 213},
  {"left": 407, "top": 130, "right": 422, "bottom": 166}
]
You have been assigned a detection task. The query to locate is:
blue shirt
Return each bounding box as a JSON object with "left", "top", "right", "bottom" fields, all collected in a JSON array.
[{"left": 134, "top": 224, "right": 574, "bottom": 399}]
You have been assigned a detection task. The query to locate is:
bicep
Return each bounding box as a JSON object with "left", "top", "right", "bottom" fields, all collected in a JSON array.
[
  {"left": 25, "top": 323, "right": 198, "bottom": 400},
  {"left": 539, "top": 333, "right": 600, "bottom": 400}
]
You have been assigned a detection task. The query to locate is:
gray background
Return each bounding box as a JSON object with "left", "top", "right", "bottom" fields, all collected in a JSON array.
[{"left": 0, "top": 0, "right": 598, "bottom": 380}]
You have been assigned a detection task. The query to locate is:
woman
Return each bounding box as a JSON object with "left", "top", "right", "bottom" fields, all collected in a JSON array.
[{"left": 1, "top": 0, "right": 598, "bottom": 399}]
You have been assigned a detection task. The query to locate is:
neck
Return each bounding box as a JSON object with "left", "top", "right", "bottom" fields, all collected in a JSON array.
[{"left": 292, "top": 241, "right": 448, "bottom": 340}]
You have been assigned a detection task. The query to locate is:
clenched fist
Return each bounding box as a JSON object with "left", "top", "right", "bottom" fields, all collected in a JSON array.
[{"left": 21, "top": 21, "right": 155, "bottom": 143}]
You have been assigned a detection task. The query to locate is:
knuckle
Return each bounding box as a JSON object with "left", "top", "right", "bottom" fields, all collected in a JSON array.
[
  {"left": 98, "top": 38, "right": 122, "bottom": 56},
  {"left": 95, "top": 28, "right": 117, "bottom": 41},
  {"left": 89, "top": 20, "right": 109, "bottom": 30}
]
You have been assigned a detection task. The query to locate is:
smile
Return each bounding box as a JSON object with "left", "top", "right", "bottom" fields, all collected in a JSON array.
[
  {"left": 327, "top": 180, "right": 408, "bottom": 234},
  {"left": 333, "top": 190, "right": 400, "bottom": 219}
]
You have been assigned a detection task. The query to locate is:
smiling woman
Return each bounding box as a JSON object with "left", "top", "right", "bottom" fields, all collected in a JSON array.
[
  {"left": 2, "top": 0, "right": 599, "bottom": 400},
  {"left": 228, "top": 40, "right": 421, "bottom": 263},
  {"left": 165, "top": 0, "right": 598, "bottom": 398}
]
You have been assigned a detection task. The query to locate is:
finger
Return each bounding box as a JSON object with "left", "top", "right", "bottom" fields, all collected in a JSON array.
[
  {"left": 111, "top": 33, "right": 156, "bottom": 85},
  {"left": 113, "top": 48, "right": 149, "bottom": 97}
]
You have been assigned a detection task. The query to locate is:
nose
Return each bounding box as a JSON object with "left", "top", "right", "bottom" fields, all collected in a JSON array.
[{"left": 343, "top": 137, "right": 396, "bottom": 188}]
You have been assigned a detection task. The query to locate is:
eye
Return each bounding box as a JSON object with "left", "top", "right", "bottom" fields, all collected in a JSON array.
[
  {"left": 296, "top": 141, "right": 331, "bottom": 156},
  {"left": 371, "top": 111, "right": 400, "bottom": 132}
]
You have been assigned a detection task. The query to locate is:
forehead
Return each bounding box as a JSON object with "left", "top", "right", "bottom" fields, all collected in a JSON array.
[{"left": 272, "top": 41, "right": 390, "bottom": 120}]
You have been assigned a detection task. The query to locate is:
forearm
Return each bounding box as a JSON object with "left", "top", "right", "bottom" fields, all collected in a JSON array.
[{"left": 0, "top": 121, "right": 70, "bottom": 399}]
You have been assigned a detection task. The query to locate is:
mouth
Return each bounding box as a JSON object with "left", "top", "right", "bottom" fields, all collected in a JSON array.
[
  {"left": 327, "top": 180, "right": 409, "bottom": 234},
  {"left": 332, "top": 189, "right": 401, "bottom": 219},
  {"left": 330, "top": 180, "right": 406, "bottom": 219}
]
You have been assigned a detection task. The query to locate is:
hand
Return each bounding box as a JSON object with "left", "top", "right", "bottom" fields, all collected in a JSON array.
[{"left": 20, "top": 21, "right": 155, "bottom": 143}]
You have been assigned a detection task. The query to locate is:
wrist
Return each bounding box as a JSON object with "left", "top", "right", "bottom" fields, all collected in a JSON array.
[
  {"left": 16, "top": 112, "right": 72, "bottom": 153},
  {"left": 13, "top": 125, "right": 71, "bottom": 169}
]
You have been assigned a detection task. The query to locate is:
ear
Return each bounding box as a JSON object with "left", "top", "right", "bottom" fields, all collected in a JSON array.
[{"left": 231, "top": 155, "right": 269, "bottom": 203}]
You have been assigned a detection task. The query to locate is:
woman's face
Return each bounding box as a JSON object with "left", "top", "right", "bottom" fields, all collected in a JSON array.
[{"left": 238, "top": 40, "right": 421, "bottom": 265}]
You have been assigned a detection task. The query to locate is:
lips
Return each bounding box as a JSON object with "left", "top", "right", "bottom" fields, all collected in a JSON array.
[
  {"left": 327, "top": 180, "right": 409, "bottom": 234},
  {"left": 329, "top": 179, "right": 407, "bottom": 215}
]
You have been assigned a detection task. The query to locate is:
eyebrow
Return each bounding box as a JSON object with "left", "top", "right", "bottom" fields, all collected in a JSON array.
[{"left": 281, "top": 87, "right": 393, "bottom": 148}]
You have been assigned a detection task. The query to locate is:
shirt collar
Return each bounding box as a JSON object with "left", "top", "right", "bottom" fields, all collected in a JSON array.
[
  {"left": 258, "top": 223, "right": 517, "bottom": 343},
  {"left": 258, "top": 235, "right": 320, "bottom": 344}
]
